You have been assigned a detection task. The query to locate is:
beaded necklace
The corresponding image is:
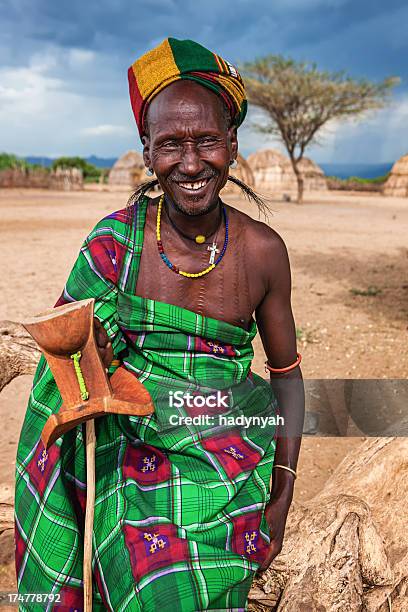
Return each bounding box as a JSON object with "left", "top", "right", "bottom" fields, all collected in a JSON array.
[{"left": 156, "top": 194, "right": 229, "bottom": 278}]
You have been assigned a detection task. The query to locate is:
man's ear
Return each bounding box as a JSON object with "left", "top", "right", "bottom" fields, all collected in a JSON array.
[
  {"left": 141, "top": 135, "right": 151, "bottom": 169},
  {"left": 228, "top": 126, "right": 238, "bottom": 160}
]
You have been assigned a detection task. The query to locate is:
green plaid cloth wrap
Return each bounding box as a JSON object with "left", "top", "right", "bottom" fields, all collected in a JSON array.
[{"left": 15, "top": 196, "right": 278, "bottom": 611}]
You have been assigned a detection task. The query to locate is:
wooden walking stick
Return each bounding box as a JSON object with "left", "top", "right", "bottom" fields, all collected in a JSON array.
[{"left": 22, "top": 298, "right": 155, "bottom": 611}]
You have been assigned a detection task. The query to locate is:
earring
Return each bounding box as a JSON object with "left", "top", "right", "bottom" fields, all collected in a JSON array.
[
  {"left": 145, "top": 167, "right": 154, "bottom": 176},
  {"left": 229, "top": 159, "right": 238, "bottom": 169}
]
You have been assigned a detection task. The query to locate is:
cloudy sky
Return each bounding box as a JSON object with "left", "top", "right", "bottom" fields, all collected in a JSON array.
[{"left": 1, "top": 0, "right": 407, "bottom": 163}]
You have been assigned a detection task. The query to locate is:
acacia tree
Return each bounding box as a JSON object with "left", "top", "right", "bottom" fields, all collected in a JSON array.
[{"left": 242, "top": 57, "right": 398, "bottom": 203}]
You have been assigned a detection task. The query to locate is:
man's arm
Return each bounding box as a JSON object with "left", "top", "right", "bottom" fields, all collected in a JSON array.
[{"left": 255, "top": 231, "right": 305, "bottom": 571}]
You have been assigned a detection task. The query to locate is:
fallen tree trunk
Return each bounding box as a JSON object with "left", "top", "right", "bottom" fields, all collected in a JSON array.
[
  {"left": 0, "top": 320, "right": 41, "bottom": 392},
  {"left": 249, "top": 437, "right": 408, "bottom": 611},
  {"left": 0, "top": 503, "right": 13, "bottom": 534},
  {"left": 0, "top": 503, "right": 15, "bottom": 593}
]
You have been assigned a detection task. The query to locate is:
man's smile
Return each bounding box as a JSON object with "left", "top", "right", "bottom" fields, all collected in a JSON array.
[{"left": 172, "top": 176, "right": 213, "bottom": 194}]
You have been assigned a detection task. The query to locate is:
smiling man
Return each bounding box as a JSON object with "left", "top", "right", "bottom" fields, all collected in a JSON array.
[{"left": 15, "top": 38, "right": 305, "bottom": 611}]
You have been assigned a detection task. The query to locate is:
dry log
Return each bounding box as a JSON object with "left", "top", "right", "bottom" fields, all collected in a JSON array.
[
  {"left": 0, "top": 504, "right": 15, "bottom": 596},
  {"left": 0, "top": 320, "right": 41, "bottom": 392},
  {"left": 1, "top": 483, "right": 14, "bottom": 539},
  {"left": 249, "top": 437, "right": 408, "bottom": 611},
  {"left": 0, "top": 503, "right": 14, "bottom": 534}
]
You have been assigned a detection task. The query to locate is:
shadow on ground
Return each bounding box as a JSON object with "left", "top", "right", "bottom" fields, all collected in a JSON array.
[{"left": 292, "top": 246, "right": 408, "bottom": 326}]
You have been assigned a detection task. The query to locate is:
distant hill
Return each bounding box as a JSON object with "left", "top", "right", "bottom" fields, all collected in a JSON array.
[
  {"left": 319, "top": 162, "right": 393, "bottom": 179},
  {"left": 24, "top": 155, "right": 118, "bottom": 169},
  {"left": 23, "top": 156, "right": 53, "bottom": 167},
  {"left": 86, "top": 155, "right": 118, "bottom": 168}
]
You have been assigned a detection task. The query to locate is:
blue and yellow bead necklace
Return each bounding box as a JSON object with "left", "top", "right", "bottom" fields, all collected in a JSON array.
[{"left": 156, "top": 194, "right": 228, "bottom": 278}]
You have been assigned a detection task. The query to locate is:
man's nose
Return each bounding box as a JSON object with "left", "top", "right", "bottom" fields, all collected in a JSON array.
[{"left": 178, "top": 144, "right": 204, "bottom": 177}]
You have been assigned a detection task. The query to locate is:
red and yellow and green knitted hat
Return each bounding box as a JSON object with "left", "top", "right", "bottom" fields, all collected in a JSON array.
[{"left": 128, "top": 37, "right": 247, "bottom": 138}]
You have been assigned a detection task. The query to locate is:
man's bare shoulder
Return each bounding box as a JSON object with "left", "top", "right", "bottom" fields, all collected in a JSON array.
[
  {"left": 227, "top": 204, "right": 290, "bottom": 295},
  {"left": 227, "top": 204, "right": 288, "bottom": 259}
]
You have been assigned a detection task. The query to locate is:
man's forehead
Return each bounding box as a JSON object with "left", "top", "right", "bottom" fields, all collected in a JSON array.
[{"left": 146, "top": 81, "right": 228, "bottom": 130}]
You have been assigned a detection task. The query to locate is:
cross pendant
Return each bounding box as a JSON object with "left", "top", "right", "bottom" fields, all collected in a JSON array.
[{"left": 207, "top": 242, "right": 220, "bottom": 265}]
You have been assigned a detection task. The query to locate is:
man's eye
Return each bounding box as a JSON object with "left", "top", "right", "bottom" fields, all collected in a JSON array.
[
  {"left": 199, "top": 137, "right": 217, "bottom": 145},
  {"left": 160, "top": 141, "right": 180, "bottom": 150}
]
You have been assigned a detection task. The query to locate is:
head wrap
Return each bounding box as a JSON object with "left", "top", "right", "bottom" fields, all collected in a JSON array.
[{"left": 128, "top": 37, "right": 247, "bottom": 138}]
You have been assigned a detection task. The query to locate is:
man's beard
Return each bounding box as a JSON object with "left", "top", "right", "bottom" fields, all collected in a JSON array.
[{"left": 169, "top": 193, "right": 220, "bottom": 216}]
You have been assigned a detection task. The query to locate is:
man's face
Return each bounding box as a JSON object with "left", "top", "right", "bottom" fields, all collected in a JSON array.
[{"left": 142, "top": 80, "right": 238, "bottom": 216}]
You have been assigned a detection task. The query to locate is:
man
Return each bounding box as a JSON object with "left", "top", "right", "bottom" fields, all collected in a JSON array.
[{"left": 15, "top": 38, "right": 304, "bottom": 611}]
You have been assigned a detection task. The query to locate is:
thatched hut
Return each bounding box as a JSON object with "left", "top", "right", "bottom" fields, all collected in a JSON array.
[
  {"left": 383, "top": 154, "right": 408, "bottom": 197},
  {"left": 108, "top": 150, "right": 145, "bottom": 187},
  {"left": 247, "top": 149, "right": 288, "bottom": 193},
  {"left": 222, "top": 153, "right": 255, "bottom": 194},
  {"left": 247, "top": 149, "right": 327, "bottom": 193}
]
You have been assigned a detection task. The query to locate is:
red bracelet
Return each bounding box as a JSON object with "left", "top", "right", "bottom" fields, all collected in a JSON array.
[{"left": 265, "top": 352, "right": 302, "bottom": 374}]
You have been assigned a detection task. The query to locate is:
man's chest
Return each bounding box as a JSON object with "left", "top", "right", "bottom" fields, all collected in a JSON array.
[{"left": 134, "top": 213, "right": 266, "bottom": 329}]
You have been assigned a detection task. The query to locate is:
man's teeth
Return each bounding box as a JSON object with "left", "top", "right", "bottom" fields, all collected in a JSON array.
[{"left": 178, "top": 179, "right": 208, "bottom": 190}]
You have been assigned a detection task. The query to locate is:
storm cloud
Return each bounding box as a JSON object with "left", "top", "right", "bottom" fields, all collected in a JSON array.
[{"left": 0, "top": 0, "right": 407, "bottom": 162}]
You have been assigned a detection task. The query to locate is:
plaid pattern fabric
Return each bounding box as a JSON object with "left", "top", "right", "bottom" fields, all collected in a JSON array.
[
  {"left": 15, "top": 196, "right": 278, "bottom": 611},
  {"left": 128, "top": 37, "right": 247, "bottom": 137}
]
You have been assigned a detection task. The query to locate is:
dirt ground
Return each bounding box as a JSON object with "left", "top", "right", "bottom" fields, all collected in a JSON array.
[{"left": 1, "top": 186, "right": 407, "bottom": 592}]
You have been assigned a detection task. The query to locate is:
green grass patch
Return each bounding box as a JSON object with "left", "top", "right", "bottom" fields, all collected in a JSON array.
[
  {"left": 327, "top": 174, "right": 390, "bottom": 184},
  {"left": 0, "top": 152, "right": 47, "bottom": 172},
  {"left": 349, "top": 285, "right": 382, "bottom": 296},
  {"left": 296, "top": 326, "right": 319, "bottom": 344}
]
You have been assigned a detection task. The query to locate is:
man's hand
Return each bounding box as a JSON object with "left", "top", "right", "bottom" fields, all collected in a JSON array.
[
  {"left": 93, "top": 317, "right": 113, "bottom": 368},
  {"left": 258, "top": 472, "right": 294, "bottom": 572}
]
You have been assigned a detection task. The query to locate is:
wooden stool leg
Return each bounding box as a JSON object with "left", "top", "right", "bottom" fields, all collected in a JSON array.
[{"left": 84, "top": 420, "right": 96, "bottom": 612}]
